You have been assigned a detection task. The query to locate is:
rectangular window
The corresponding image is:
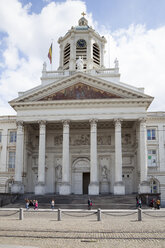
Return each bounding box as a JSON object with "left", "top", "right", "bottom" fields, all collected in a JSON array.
[
  {"left": 147, "top": 129, "right": 156, "bottom": 140},
  {"left": 8, "top": 151, "right": 16, "bottom": 169},
  {"left": 148, "top": 149, "right": 157, "bottom": 167},
  {"left": 10, "top": 131, "right": 17, "bottom": 143}
]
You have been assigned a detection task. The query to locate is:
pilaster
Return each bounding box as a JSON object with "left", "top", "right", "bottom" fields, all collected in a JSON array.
[
  {"left": 11, "top": 121, "right": 24, "bottom": 194},
  {"left": 138, "top": 118, "right": 150, "bottom": 193}
]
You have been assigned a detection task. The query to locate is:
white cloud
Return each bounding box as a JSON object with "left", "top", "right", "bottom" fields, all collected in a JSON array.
[
  {"left": 103, "top": 24, "right": 165, "bottom": 111},
  {"left": 0, "top": 0, "right": 165, "bottom": 115}
]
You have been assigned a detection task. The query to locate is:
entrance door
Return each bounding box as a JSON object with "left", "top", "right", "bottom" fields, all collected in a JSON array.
[{"left": 83, "top": 173, "right": 90, "bottom": 194}]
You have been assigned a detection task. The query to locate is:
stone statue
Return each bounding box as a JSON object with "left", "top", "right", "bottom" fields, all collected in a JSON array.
[
  {"left": 102, "top": 165, "right": 108, "bottom": 181},
  {"left": 56, "top": 164, "right": 62, "bottom": 179},
  {"left": 114, "top": 58, "right": 119, "bottom": 68},
  {"left": 76, "top": 56, "right": 84, "bottom": 71},
  {"left": 43, "top": 61, "right": 47, "bottom": 71}
]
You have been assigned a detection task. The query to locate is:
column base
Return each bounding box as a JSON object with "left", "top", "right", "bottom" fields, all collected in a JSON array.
[
  {"left": 59, "top": 182, "right": 71, "bottom": 195},
  {"left": 35, "top": 182, "right": 45, "bottom": 195},
  {"left": 114, "top": 181, "right": 125, "bottom": 195},
  {"left": 11, "top": 181, "right": 24, "bottom": 194},
  {"left": 138, "top": 181, "right": 150, "bottom": 194},
  {"left": 88, "top": 182, "right": 99, "bottom": 195}
]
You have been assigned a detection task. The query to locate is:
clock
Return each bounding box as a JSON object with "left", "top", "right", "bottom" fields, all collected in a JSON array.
[{"left": 77, "top": 39, "right": 86, "bottom": 48}]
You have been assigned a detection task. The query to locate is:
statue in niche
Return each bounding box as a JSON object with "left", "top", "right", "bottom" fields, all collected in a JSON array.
[
  {"left": 56, "top": 164, "right": 62, "bottom": 180},
  {"left": 101, "top": 165, "right": 108, "bottom": 181},
  {"left": 76, "top": 56, "right": 84, "bottom": 71}
]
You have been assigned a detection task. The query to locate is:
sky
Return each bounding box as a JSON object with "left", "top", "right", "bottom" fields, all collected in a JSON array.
[{"left": 0, "top": 0, "right": 165, "bottom": 115}]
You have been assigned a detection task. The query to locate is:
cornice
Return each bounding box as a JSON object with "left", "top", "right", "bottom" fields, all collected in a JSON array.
[{"left": 11, "top": 98, "right": 152, "bottom": 111}]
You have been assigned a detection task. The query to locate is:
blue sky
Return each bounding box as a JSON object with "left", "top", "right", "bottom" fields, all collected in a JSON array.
[
  {"left": 19, "top": 0, "right": 165, "bottom": 30},
  {"left": 0, "top": 0, "right": 165, "bottom": 114}
]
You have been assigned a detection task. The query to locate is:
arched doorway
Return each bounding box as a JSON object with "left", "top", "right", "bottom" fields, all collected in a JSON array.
[{"left": 72, "top": 158, "right": 90, "bottom": 194}]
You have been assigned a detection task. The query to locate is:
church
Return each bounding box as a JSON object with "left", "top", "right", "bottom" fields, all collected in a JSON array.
[{"left": 0, "top": 15, "right": 165, "bottom": 205}]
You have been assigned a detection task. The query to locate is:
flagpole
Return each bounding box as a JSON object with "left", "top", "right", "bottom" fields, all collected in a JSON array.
[{"left": 51, "top": 39, "right": 54, "bottom": 71}]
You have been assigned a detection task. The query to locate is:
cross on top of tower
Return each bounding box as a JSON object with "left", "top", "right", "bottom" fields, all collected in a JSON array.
[{"left": 81, "top": 12, "right": 86, "bottom": 17}]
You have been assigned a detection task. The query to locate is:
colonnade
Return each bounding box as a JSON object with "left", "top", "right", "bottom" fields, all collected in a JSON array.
[{"left": 11, "top": 119, "right": 150, "bottom": 195}]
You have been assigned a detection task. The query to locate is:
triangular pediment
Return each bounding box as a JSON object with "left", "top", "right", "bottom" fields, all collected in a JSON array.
[
  {"left": 9, "top": 72, "right": 153, "bottom": 110},
  {"left": 39, "top": 82, "right": 122, "bottom": 101}
]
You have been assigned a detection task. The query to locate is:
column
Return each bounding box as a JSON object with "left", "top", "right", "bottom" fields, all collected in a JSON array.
[
  {"left": 59, "top": 120, "right": 71, "bottom": 195},
  {"left": 113, "top": 119, "right": 125, "bottom": 195},
  {"left": 89, "top": 119, "right": 99, "bottom": 195},
  {"left": 35, "top": 121, "right": 46, "bottom": 195},
  {"left": 11, "top": 121, "right": 24, "bottom": 193},
  {"left": 139, "top": 118, "right": 150, "bottom": 193}
]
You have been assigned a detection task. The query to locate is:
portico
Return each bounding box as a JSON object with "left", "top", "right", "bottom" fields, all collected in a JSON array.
[{"left": 11, "top": 115, "right": 150, "bottom": 195}]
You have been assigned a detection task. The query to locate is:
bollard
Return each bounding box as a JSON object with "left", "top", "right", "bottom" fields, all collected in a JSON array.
[
  {"left": 19, "top": 208, "right": 24, "bottom": 220},
  {"left": 138, "top": 208, "right": 142, "bottom": 221},
  {"left": 97, "top": 208, "right": 101, "bottom": 221},
  {"left": 58, "top": 208, "right": 61, "bottom": 221}
]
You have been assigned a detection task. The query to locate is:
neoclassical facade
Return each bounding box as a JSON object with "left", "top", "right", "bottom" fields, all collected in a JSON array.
[{"left": 0, "top": 16, "right": 165, "bottom": 204}]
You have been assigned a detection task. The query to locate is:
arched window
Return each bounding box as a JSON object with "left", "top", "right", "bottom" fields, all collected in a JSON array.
[
  {"left": 76, "top": 39, "right": 87, "bottom": 69},
  {"left": 63, "top": 43, "right": 70, "bottom": 69},
  {"left": 93, "top": 43, "right": 100, "bottom": 66}
]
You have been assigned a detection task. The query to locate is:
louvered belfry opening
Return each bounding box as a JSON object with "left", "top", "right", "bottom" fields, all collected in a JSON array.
[
  {"left": 63, "top": 43, "right": 70, "bottom": 69},
  {"left": 93, "top": 43, "right": 100, "bottom": 66}
]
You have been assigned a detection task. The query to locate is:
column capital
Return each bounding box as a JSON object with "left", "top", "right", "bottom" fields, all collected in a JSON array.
[
  {"left": 114, "top": 118, "right": 122, "bottom": 128},
  {"left": 89, "top": 119, "right": 98, "bottom": 127},
  {"left": 62, "top": 120, "right": 70, "bottom": 128},
  {"left": 38, "top": 120, "right": 46, "bottom": 126},
  {"left": 138, "top": 117, "right": 147, "bottom": 125},
  {"left": 16, "top": 121, "right": 24, "bottom": 127}
]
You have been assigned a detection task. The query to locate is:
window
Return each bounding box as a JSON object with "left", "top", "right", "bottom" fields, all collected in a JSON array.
[
  {"left": 8, "top": 151, "right": 16, "bottom": 169},
  {"left": 148, "top": 149, "right": 157, "bottom": 167},
  {"left": 10, "top": 131, "right": 17, "bottom": 143},
  {"left": 147, "top": 129, "right": 156, "bottom": 140}
]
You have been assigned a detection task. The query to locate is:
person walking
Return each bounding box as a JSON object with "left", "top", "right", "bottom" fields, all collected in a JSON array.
[
  {"left": 34, "top": 200, "right": 38, "bottom": 210},
  {"left": 88, "top": 198, "right": 92, "bottom": 210},
  {"left": 51, "top": 199, "right": 55, "bottom": 210}
]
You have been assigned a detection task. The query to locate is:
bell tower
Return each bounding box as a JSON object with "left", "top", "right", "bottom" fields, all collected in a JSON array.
[{"left": 58, "top": 13, "right": 107, "bottom": 71}]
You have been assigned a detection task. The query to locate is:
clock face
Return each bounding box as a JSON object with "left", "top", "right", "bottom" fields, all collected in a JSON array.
[{"left": 77, "top": 39, "right": 86, "bottom": 48}]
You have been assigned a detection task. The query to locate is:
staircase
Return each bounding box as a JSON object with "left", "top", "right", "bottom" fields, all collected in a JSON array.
[{"left": 4, "top": 194, "right": 140, "bottom": 209}]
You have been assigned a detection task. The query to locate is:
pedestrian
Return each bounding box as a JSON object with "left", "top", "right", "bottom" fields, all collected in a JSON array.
[
  {"left": 156, "top": 199, "right": 160, "bottom": 209},
  {"left": 136, "top": 196, "right": 139, "bottom": 208},
  {"left": 51, "top": 199, "right": 55, "bottom": 210},
  {"left": 25, "top": 199, "right": 29, "bottom": 210},
  {"left": 138, "top": 198, "right": 142, "bottom": 208},
  {"left": 34, "top": 200, "right": 38, "bottom": 210},
  {"left": 88, "top": 198, "right": 92, "bottom": 210}
]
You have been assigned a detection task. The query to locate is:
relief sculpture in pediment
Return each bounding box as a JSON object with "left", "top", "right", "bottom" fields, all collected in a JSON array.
[{"left": 40, "top": 83, "right": 121, "bottom": 101}]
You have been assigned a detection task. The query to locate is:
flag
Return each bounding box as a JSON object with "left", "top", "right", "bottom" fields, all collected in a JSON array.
[{"left": 48, "top": 43, "right": 52, "bottom": 64}]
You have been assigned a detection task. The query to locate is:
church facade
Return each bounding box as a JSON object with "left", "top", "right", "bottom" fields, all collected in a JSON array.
[{"left": 0, "top": 16, "right": 165, "bottom": 204}]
